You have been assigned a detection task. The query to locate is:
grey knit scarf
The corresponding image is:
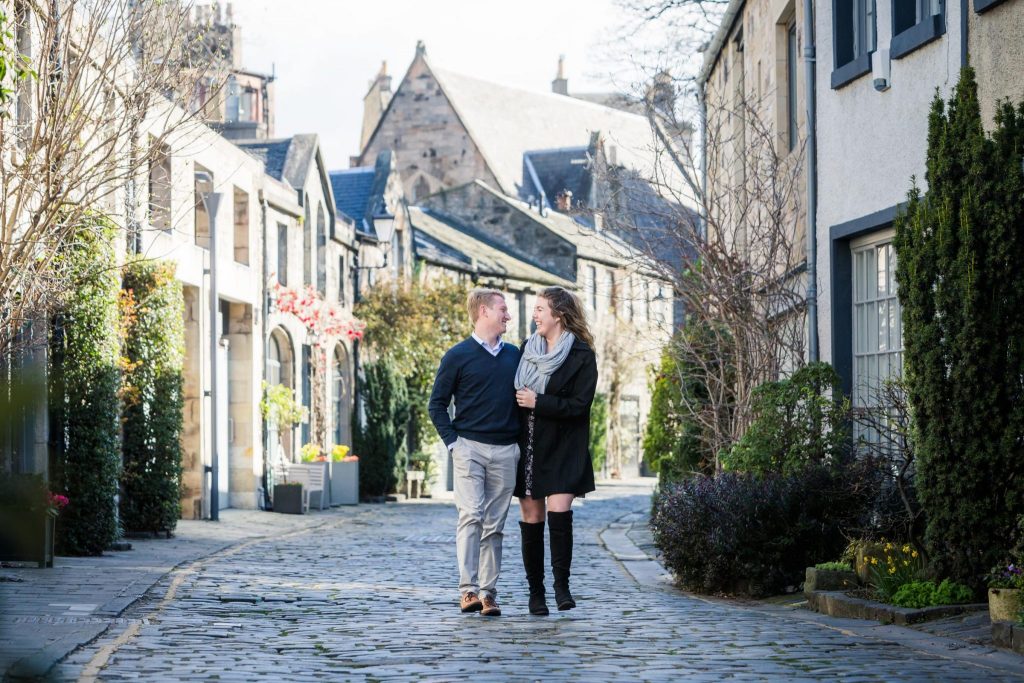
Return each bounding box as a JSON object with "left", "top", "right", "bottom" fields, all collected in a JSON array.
[{"left": 514, "top": 331, "right": 575, "bottom": 394}]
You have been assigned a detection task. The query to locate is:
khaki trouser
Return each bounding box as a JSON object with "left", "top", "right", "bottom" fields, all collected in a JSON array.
[{"left": 451, "top": 436, "right": 520, "bottom": 599}]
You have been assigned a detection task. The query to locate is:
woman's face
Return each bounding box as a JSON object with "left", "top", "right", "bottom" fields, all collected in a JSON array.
[{"left": 533, "top": 297, "right": 563, "bottom": 337}]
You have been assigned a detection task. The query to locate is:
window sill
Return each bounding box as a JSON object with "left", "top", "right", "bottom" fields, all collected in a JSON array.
[
  {"left": 891, "top": 15, "right": 946, "bottom": 60},
  {"left": 974, "top": 0, "right": 1007, "bottom": 12},
  {"left": 831, "top": 52, "right": 872, "bottom": 90}
]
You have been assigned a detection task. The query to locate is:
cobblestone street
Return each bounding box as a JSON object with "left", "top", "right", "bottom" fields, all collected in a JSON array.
[{"left": 44, "top": 483, "right": 1024, "bottom": 682}]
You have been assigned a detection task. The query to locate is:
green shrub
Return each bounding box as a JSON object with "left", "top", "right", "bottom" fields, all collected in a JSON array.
[
  {"left": 815, "top": 561, "right": 853, "bottom": 572},
  {"left": 589, "top": 392, "right": 608, "bottom": 474},
  {"left": 723, "top": 363, "right": 850, "bottom": 476},
  {"left": 892, "top": 579, "right": 974, "bottom": 608},
  {"left": 894, "top": 67, "right": 1024, "bottom": 590},
  {"left": 864, "top": 541, "right": 925, "bottom": 601},
  {"left": 354, "top": 358, "right": 410, "bottom": 497},
  {"left": 119, "top": 260, "right": 184, "bottom": 535},
  {"left": 643, "top": 332, "right": 716, "bottom": 483},
  {"left": 49, "top": 217, "right": 122, "bottom": 555}
]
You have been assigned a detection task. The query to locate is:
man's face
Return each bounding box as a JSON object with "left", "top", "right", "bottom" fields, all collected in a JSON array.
[{"left": 478, "top": 295, "right": 510, "bottom": 337}]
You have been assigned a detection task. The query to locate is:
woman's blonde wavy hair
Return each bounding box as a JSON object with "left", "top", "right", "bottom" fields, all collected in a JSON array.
[{"left": 538, "top": 286, "right": 594, "bottom": 350}]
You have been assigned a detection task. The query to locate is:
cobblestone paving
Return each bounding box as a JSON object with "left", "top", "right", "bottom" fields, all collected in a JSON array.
[{"left": 57, "top": 485, "right": 1021, "bottom": 682}]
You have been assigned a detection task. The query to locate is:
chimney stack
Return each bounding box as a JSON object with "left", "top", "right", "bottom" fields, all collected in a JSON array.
[{"left": 552, "top": 55, "right": 568, "bottom": 95}]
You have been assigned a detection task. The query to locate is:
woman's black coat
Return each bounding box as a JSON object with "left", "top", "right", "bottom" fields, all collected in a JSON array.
[{"left": 515, "top": 339, "right": 598, "bottom": 499}]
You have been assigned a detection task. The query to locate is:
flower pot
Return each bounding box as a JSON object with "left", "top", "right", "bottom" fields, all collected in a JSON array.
[
  {"left": 331, "top": 460, "right": 359, "bottom": 506},
  {"left": 0, "top": 514, "right": 54, "bottom": 568},
  {"left": 273, "top": 484, "right": 305, "bottom": 514},
  {"left": 989, "top": 588, "right": 1022, "bottom": 623}
]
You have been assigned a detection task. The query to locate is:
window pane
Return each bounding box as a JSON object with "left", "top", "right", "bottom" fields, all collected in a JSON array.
[
  {"left": 865, "top": 247, "right": 877, "bottom": 301},
  {"left": 877, "top": 244, "right": 888, "bottom": 296},
  {"left": 878, "top": 299, "right": 889, "bottom": 351}
]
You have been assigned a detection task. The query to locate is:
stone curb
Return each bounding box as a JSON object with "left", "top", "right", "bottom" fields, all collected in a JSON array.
[
  {"left": 805, "top": 589, "right": 988, "bottom": 625},
  {"left": 3, "top": 511, "right": 337, "bottom": 681}
]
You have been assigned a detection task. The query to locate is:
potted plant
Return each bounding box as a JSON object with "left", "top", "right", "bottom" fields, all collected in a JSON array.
[
  {"left": 272, "top": 482, "right": 304, "bottom": 514},
  {"left": 0, "top": 474, "right": 68, "bottom": 567},
  {"left": 988, "top": 564, "right": 1024, "bottom": 622},
  {"left": 329, "top": 444, "right": 359, "bottom": 506}
]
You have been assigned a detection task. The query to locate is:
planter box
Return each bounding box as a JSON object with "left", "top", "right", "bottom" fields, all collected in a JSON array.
[
  {"left": 989, "top": 588, "right": 1022, "bottom": 623},
  {"left": 0, "top": 514, "right": 54, "bottom": 568},
  {"left": 806, "top": 589, "right": 986, "bottom": 625},
  {"left": 805, "top": 567, "right": 858, "bottom": 593},
  {"left": 331, "top": 461, "right": 359, "bottom": 506},
  {"left": 307, "top": 461, "right": 330, "bottom": 510},
  {"left": 273, "top": 484, "right": 304, "bottom": 514}
]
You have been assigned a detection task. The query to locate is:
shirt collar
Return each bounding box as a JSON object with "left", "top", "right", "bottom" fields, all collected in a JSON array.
[{"left": 471, "top": 332, "right": 503, "bottom": 354}]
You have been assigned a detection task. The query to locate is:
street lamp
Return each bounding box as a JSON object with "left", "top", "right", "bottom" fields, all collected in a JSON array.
[
  {"left": 372, "top": 211, "right": 396, "bottom": 246},
  {"left": 195, "top": 171, "right": 223, "bottom": 522}
]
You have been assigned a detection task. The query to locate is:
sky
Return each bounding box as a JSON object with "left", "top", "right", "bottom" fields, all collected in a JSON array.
[{"left": 226, "top": 0, "right": 644, "bottom": 170}]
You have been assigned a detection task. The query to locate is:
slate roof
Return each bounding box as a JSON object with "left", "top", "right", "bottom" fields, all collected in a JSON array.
[
  {"left": 409, "top": 206, "right": 574, "bottom": 288},
  {"left": 235, "top": 134, "right": 319, "bottom": 189},
  {"left": 428, "top": 65, "right": 659, "bottom": 198},
  {"left": 328, "top": 167, "right": 375, "bottom": 223},
  {"left": 522, "top": 146, "right": 593, "bottom": 209}
]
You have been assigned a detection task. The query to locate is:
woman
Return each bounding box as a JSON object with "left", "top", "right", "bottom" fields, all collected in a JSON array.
[{"left": 514, "top": 286, "right": 598, "bottom": 615}]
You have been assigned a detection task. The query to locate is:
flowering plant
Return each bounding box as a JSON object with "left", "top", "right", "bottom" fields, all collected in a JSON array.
[
  {"left": 330, "top": 444, "right": 357, "bottom": 462},
  {"left": 863, "top": 541, "right": 924, "bottom": 601},
  {"left": 300, "top": 443, "right": 326, "bottom": 462},
  {"left": 46, "top": 493, "right": 70, "bottom": 518},
  {"left": 987, "top": 563, "right": 1024, "bottom": 589}
]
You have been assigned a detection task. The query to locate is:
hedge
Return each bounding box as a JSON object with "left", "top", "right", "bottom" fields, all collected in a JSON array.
[{"left": 119, "top": 259, "right": 185, "bottom": 534}]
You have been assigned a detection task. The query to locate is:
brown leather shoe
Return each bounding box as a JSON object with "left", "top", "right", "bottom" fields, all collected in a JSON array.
[
  {"left": 460, "top": 592, "right": 482, "bottom": 613},
  {"left": 480, "top": 594, "right": 501, "bottom": 616}
]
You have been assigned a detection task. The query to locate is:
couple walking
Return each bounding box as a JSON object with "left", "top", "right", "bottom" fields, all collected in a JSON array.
[{"left": 428, "top": 287, "right": 598, "bottom": 617}]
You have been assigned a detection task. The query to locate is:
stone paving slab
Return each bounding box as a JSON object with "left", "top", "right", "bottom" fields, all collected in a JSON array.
[
  {"left": 0, "top": 506, "right": 356, "bottom": 680},
  {"left": 40, "top": 479, "right": 1024, "bottom": 681}
]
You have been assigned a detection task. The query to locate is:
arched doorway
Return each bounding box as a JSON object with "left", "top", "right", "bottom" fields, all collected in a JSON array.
[
  {"left": 267, "top": 328, "right": 295, "bottom": 468},
  {"left": 332, "top": 343, "right": 353, "bottom": 447}
]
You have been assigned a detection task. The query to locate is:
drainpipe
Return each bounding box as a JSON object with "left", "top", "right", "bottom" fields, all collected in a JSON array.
[
  {"left": 697, "top": 84, "right": 708, "bottom": 242},
  {"left": 802, "top": 0, "right": 820, "bottom": 363},
  {"left": 259, "top": 190, "right": 271, "bottom": 510}
]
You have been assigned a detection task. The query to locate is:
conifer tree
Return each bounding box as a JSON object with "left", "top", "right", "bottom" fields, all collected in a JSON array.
[{"left": 894, "top": 68, "right": 1024, "bottom": 588}]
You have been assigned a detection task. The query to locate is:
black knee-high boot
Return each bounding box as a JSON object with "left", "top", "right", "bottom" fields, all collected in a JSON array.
[
  {"left": 519, "top": 521, "right": 549, "bottom": 615},
  {"left": 547, "top": 510, "right": 576, "bottom": 610}
]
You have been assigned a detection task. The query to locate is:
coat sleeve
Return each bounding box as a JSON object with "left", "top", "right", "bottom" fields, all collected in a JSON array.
[
  {"left": 533, "top": 351, "right": 598, "bottom": 419},
  {"left": 428, "top": 350, "right": 460, "bottom": 448}
]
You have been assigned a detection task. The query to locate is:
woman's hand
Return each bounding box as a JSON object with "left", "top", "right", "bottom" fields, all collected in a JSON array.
[{"left": 516, "top": 388, "right": 537, "bottom": 409}]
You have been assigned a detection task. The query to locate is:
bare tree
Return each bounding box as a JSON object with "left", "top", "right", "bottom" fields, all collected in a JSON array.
[
  {"left": 596, "top": 80, "right": 808, "bottom": 471},
  {"left": 0, "top": 0, "right": 225, "bottom": 359}
]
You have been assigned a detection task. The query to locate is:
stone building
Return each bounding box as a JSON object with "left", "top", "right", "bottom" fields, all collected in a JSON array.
[{"left": 354, "top": 44, "right": 682, "bottom": 480}]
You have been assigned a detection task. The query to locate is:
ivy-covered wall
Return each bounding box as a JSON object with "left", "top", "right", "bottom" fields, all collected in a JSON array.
[{"left": 120, "top": 259, "right": 185, "bottom": 534}]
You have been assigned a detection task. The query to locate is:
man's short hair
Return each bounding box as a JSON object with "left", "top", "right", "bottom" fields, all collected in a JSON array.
[{"left": 467, "top": 288, "right": 505, "bottom": 323}]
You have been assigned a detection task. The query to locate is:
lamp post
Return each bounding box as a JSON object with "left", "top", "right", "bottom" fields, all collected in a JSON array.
[{"left": 196, "top": 171, "right": 223, "bottom": 521}]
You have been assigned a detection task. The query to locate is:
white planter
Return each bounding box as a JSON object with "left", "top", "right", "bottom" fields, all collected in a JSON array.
[{"left": 330, "top": 460, "right": 359, "bottom": 506}]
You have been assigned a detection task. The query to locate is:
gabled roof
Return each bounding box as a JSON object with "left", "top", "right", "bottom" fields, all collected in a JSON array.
[
  {"left": 428, "top": 65, "right": 658, "bottom": 197},
  {"left": 235, "top": 134, "right": 319, "bottom": 189},
  {"left": 409, "top": 207, "right": 574, "bottom": 288}
]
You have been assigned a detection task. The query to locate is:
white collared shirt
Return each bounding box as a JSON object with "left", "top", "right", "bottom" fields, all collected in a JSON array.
[{"left": 471, "top": 332, "right": 504, "bottom": 357}]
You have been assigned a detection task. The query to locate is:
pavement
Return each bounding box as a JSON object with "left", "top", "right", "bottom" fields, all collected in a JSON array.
[{"left": 1, "top": 478, "right": 1022, "bottom": 681}]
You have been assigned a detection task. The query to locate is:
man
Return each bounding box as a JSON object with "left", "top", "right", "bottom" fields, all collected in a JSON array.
[{"left": 428, "top": 288, "right": 521, "bottom": 617}]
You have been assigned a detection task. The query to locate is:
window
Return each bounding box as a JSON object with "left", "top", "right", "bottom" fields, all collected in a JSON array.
[
  {"left": 276, "top": 223, "right": 288, "bottom": 285},
  {"left": 268, "top": 335, "right": 282, "bottom": 387},
  {"left": 831, "top": 0, "right": 876, "bottom": 88},
  {"left": 786, "top": 22, "right": 799, "bottom": 152},
  {"left": 233, "top": 188, "right": 249, "bottom": 265},
  {"left": 586, "top": 265, "right": 597, "bottom": 311},
  {"left": 642, "top": 281, "right": 651, "bottom": 323},
  {"left": 316, "top": 203, "right": 327, "bottom": 293},
  {"left": 303, "top": 196, "right": 312, "bottom": 285},
  {"left": 338, "top": 256, "right": 347, "bottom": 306},
  {"left": 603, "top": 270, "right": 615, "bottom": 317},
  {"left": 891, "top": 0, "right": 944, "bottom": 59},
  {"left": 148, "top": 141, "right": 171, "bottom": 232},
  {"left": 626, "top": 276, "right": 635, "bottom": 321},
  {"left": 194, "top": 166, "right": 212, "bottom": 249},
  {"left": 851, "top": 236, "right": 903, "bottom": 447}
]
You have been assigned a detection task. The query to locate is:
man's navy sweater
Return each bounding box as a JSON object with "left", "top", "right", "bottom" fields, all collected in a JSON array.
[{"left": 428, "top": 337, "right": 521, "bottom": 448}]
